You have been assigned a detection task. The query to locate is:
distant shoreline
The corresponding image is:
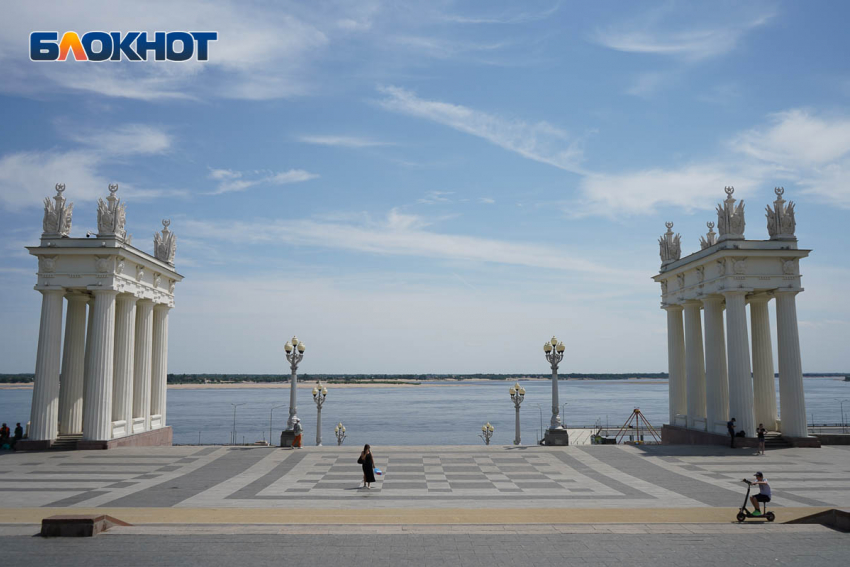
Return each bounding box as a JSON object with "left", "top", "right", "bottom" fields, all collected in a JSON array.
[{"left": 1, "top": 376, "right": 845, "bottom": 391}]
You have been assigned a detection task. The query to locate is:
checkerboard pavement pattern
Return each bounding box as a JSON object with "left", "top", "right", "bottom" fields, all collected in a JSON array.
[{"left": 272, "top": 452, "right": 599, "bottom": 495}]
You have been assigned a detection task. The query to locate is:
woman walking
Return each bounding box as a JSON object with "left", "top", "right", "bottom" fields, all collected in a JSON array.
[{"left": 357, "top": 444, "right": 376, "bottom": 489}]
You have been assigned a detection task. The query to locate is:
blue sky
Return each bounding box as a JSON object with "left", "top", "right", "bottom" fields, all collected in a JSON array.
[{"left": 1, "top": 1, "right": 848, "bottom": 374}]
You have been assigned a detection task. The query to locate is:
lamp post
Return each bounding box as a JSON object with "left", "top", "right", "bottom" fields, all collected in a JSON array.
[
  {"left": 509, "top": 381, "right": 525, "bottom": 445},
  {"left": 269, "top": 404, "right": 287, "bottom": 446},
  {"left": 544, "top": 336, "right": 566, "bottom": 429},
  {"left": 284, "top": 336, "right": 306, "bottom": 430},
  {"left": 334, "top": 422, "right": 346, "bottom": 445},
  {"left": 480, "top": 422, "right": 495, "bottom": 445},
  {"left": 841, "top": 400, "right": 850, "bottom": 433},
  {"left": 230, "top": 402, "right": 245, "bottom": 445},
  {"left": 312, "top": 381, "right": 328, "bottom": 446}
]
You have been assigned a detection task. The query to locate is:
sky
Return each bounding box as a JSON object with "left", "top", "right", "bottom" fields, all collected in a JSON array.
[{"left": 0, "top": 1, "right": 848, "bottom": 374}]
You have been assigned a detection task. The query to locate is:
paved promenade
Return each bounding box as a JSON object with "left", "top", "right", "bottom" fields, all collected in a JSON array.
[{"left": 1, "top": 444, "right": 848, "bottom": 524}]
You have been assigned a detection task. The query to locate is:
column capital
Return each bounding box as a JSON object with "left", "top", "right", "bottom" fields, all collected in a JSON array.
[
  {"left": 721, "top": 288, "right": 752, "bottom": 298},
  {"left": 662, "top": 304, "right": 684, "bottom": 312},
  {"left": 773, "top": 288, "right": 803, "bottom": 296},
  {"left": 701, "top": 294, "right": 725, "bottom": 305},
  {"left": 65, "top": 291, "right": 90, "bottom": 302},
  {"left": 37, "top": 287, "right": 65, "bottom": 296},
  {"left": 153, "top": 303, "right": 172, "bottom": 312},
  {"left": 682, "top": 299, "right": 703, "bottom": 307},
  {"left": 116, "top": 292, "right": 138, "bottom": 303},
  {"left": 90, "top": 288, "right": 120, "bottom": 296},
  {"left": 747, "top": 292, "right": 774, "bottom": 304}
]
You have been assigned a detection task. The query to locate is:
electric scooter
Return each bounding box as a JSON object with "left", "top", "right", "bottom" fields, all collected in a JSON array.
[{"left": 736, "top": 479, "right": 775, "bottom": 522}]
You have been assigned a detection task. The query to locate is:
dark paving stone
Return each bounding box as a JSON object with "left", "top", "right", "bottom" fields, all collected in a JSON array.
[
  {"left": 551, "top": 451, "right": 648, "bottom": 499},
  {"left": 513, "top": 481, "right": 562, "bottom": 489},
  {"left": 133, "top": 474, "right": 162, "bottom": 479},
  {"left": 447, "top": 482, "right": 494, "bottom": 489},
  {"left": 442, "top": 466, "right": 480, "bottom": 472},
  {"left": 156, "top": 465, "right": 183, "bottom": 472},
  {"left": 105, "top": 481, "right": 138, "bottom": 488},
  {"left": 191, "top": 447, "right": 219, "bottom": 456},
  {"left": 381, "top": 482, "right": 428, "bottom": 490},
  {"left": 42, "top": 490, "right": 108, "bottom": 507},
  {"left": 227, "top": 452, "right": 308, "bottom": 500},
  {"left": 385, "top": 465, "right": 425, "bottom": 473},
  {"left": 578, "top": 447, "right": 742, "bottom": 505},
  {"left": 106, "top": 448, "right": 269, "bottom": 507}
]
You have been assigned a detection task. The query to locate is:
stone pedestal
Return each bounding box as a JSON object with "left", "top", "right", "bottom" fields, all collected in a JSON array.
[
  {"left": 280, "top": 430, "right": 296, "bottom": 448},
  {"left": 543, "top": 428, "right": 570, "bottom": 446}
]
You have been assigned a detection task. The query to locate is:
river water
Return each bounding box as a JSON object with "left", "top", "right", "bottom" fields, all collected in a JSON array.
[{"left": 0, "top": 377, "right": 847, "bottom": 446}]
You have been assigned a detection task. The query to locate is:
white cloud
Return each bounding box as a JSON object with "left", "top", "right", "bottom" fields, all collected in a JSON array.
[
  {"left": 68, "top": 124, "right": 172, "bottom": 156},
  {"left": 0, "top": 123, "right": 176, "bottom": 209},
  {"left": 183, "top": 209, "right": 638, "bottom": 281},
  {"left": 574, "top": 108, "right": 850, "bottom": 214},
  {"left": 417, "top": 191, "right": 453, "bottom": 205},
  {"left": 207, "top": 168, "right": 318, "bottom": 195},
  {"left": 625, "top": 72, "right": 669, "bottom": 97},
  {"left": 390, "top": 36, "right": 510, "bottom": 59},
  {"left": 441, "top": 3, "right": 561, "bottom": 25},
  {"left": 730, "top": 109, "right": 850, "bottom": 167},
  {"left": 376, "top": 85, "right": 586, "bottom": 173},
  {"left": 575, "top": 164, "right": 765, "bottom": 217},
  {"left": 478, "top": 197, "right": 495, "bottom": 204},
  {"left": 593, "top": 13, "right": 773, "bottom": 61},
  {"left": 298, "top": 135, "right": 391, "bottom": 148}
]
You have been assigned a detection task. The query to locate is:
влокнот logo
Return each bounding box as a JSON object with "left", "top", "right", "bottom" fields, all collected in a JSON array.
[{"left": 30, "top": 31, "right": 218, "bottom": 61}]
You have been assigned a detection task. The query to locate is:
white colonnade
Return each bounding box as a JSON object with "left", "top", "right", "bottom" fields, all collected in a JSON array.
[
  {"left": 24, "top": 184, "right": 181, "bottom": 447},
  {"left": 655, "top": 187, "right": 811, "bottom": 440}
]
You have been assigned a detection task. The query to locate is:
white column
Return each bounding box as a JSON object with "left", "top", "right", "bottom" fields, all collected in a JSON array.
[
  {"left": 150, "top": 305, "right": 170, "bottom": 428},
  {"left": 750, "top": 295, "right": 778, "bottom": 430},
  {"left": 82, "top": 297, "right": 94, "bottom": 422},
  {"left": 664, "top": 305, "right": 687, "bottom": 424},
  {"left": 29, "top": 289, "right": 65, "bottom": 441},
  {"left": 702, "top": 296, "right": 729, "bottom": 434},
  {"left": 683, "top": 301, "right": 706, "bottom": 429},
  {"left": 132, "top": 299, "right": 154, "bottom": 432},
  {"left": 775, "top": 291, "right": 808, "bottom": 438},
  {"left": 111, "top": 294, "right": 136, "bottom": 437},
  {"left": 723, "top": 290, "right": 756, "bottom": 438},
  {"left": 58, "top": 292, "right": 88, "bottom": 435},
  {"left": 82, "top": 290, "right": 118, "bottom": 441}
]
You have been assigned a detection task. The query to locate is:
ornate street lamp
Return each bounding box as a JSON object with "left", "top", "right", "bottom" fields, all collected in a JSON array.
[
  {"left": 312, "top": 381, "right": 328, "bottom": 446},
  {"left": 543, "top": 336, "right": 569, "bottom": 445},
  {"left": 509, "top": 381, "right": 526, "bottom": 445},
  {"left": 544, "top": 336, "right": 566, "bottom": 429},
  {"left": 284, "top": 336, "right": 306, "bottom": 431},
  {"left": 334, "top": 422, "right": 347, "bottom": 446},
  {"left": 230, "top": 402, "right": 245, "bottom": 445},
  {"left": 480, "top": 422, "right": 495, "bottom": 445}
]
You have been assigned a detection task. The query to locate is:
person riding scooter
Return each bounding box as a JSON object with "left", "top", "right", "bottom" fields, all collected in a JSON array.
[{"left": 748, "top": 472, "right": 771, "bottom": 516}]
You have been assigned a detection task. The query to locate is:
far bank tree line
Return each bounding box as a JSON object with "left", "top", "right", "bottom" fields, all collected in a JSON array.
[{"left": 3, "top": 372, "right": 846, "bottom": 384}]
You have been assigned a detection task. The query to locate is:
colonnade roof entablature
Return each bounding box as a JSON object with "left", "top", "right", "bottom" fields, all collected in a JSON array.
[
  {"left": 652, "top": 186, "right": 809, "bottom": 308},
  {"left": 27, "top": 183, "right": 182, "bottom": 307}
]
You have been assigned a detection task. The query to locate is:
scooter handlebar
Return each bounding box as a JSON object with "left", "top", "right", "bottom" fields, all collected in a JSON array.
[{"left": 741, "top": 479, "right": 752, "bottom": 485}]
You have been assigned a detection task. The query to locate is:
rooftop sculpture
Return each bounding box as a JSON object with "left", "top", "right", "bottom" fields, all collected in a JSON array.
[
  {"left": 658, "top": 222, "right": 681, "bottom": 266},
  {"left": 42, "top": 183, "right": 73, "bottom": 237},
  {"left": 699, "top": 221, "right": 717, "bottom": 250},
  {"left": 97, "top": 183, "right": 126, "bottom": 239},
  {"left": 154, "top": 219, "right": 177, "bottom": 266},
  {"left": 716, "top": 186, "right": 745, "bottom": 240},
  {"left": 765, "top": 187, "right": 796, "bottom": 240}
]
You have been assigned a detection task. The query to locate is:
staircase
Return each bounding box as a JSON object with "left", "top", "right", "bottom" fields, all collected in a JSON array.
[
  {"left": 49, "top": 434, "right": 81, "bottom": 451},
  {"left": 764, "top": 432, "right": 791, "bottom": 450}
]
